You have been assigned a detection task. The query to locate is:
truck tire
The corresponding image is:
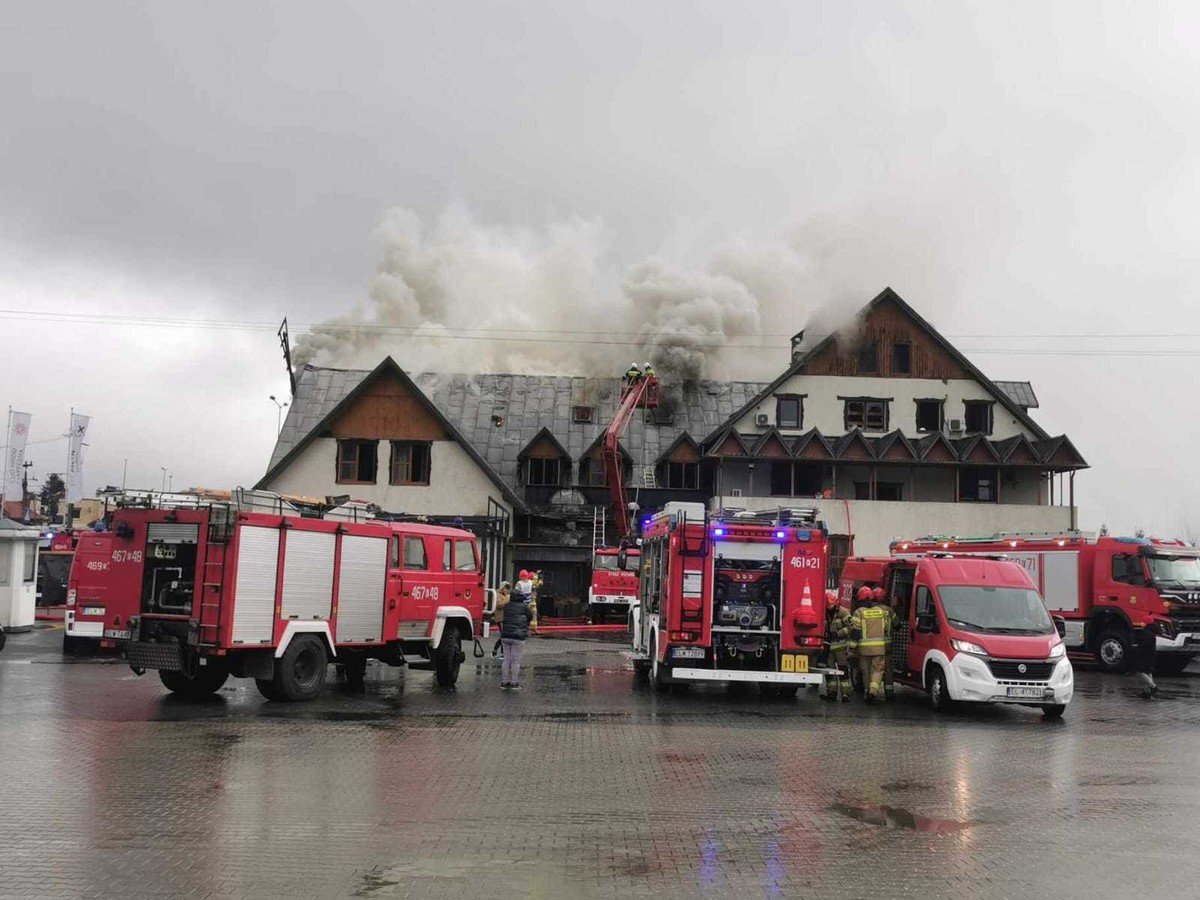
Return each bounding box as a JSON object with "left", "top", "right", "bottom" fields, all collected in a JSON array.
[
  {"left": 1095, "top": 628, "right": 1130, "bottom": 673},
  {"left": 273, "top": 635, "right": 329, "bottom": 701},
  {"left": 337, "top": 657, "right": 368, "bottom": 690},
  {"left": 633, "top": 659, "right": 651, "bottom": 683},
  {"left": 927, "top": 665, "right": 954, "bottom": 713},
  {"left": 159, "top": 664, "right": 228, "bottom": 698},
  {"left": 434, "top": 625, "right": 464, "bottom": 687},
  {"left": 255, "top": 678, "right": 286, "bottom": 702},
  {"left": 1155, "top": 656, "right": 1193, "bottom": 676},
  {"left": 1042, "top": 704, "right": 1067, "bottom": 719},
  {"left": 649, "top": 636, "right": 671, "bottom": 693}
]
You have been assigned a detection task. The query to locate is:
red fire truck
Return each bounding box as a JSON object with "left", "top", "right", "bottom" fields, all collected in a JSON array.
[
  {"left": 73, "top": 494, "right": 486, "bottom": 700},
  {"left": 588, "top": 546, "right": 640, "bottom": 623},
  {"left": 63, "top": 531, "right": 118, "bottom": 653},
  {"left": 630, "top": 502, "right": 833, "bottom": 696},
  {"left": 893, "top": 532, "right": 1200, "bottom": 674}
]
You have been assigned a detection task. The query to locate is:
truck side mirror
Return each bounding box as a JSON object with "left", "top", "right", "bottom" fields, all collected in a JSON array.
[
  {"left": 617, "top": 550, "right": 628, "bottom": 570},
  {"left": 916, "top": 614, "right": 939, "bottom": 634},
  {"left": 1053, "top": 615, "right": 1067, "bottom": 638}
]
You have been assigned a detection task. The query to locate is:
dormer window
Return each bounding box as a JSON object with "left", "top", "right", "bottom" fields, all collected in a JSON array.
[{"left": 857, "top": 342, "right": 878, "bottom": 374}]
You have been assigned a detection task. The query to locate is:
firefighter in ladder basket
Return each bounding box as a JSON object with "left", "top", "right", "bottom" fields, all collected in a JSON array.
[{"left": 851, "top": 588, "right": 892, "bottom": 703}]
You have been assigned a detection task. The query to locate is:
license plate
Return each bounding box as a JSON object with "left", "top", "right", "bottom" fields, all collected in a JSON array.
[
  {"left": 1186, "top": 636, "right": 1200, "bottom": 645},
  {"left": 673, "top": 646, "right": 705, "bottom": 659},
  {"left": 781, "top": 654, "right": 809, "bottom": 673},
  {"left": 1006, "top": 686, "right": 1043, "bottom": 699},
  {"left": 103, "top": 629, "right": 131, "bottom": 640},
  {"left": 82, "top": 606, "right": 105, "bottom": 617}
]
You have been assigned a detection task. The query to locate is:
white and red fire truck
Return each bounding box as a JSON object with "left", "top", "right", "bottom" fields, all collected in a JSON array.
[
  {"left": 630, "top": 502, "right": 833, "bottom": 696},
  {"left": 588, "top": 546, "right": 640, "bottom": 623},
  {"left": 75, "top": 491, "right": 487, "bottom": 700},
  {"left": 893, "top": 532, "right": 1200, "bottom": 674}
]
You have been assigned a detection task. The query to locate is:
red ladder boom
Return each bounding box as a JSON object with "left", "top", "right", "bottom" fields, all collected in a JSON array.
[{"left": 602, "top": 373, "right": 660, "bottom": 539}]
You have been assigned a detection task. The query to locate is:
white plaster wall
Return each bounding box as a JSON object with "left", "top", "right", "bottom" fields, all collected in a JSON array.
[
  {"left": 263, "top": 438, "right": 510, "bottom": 517},
  {"left": 737, "top": 375, "right": 1038, "bottom": 440},
  {"left": 711, "top": 495, "right": 1075, "bottom": 556},
  {"left": 0, "top": 537, "right": 38, "bottom": 629}
]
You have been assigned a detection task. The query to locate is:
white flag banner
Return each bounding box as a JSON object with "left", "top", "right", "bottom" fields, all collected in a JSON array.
[
  {"left": 65, "top": 412, "right": 91, "bottom": 504},
  {"left": 3, "top": 411, "right": 32, "bottom": 502}
]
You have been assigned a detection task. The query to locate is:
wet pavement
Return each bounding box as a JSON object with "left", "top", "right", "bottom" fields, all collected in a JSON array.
[{"left": 2, "top": 625, "right": 1199, "bottom": 899}]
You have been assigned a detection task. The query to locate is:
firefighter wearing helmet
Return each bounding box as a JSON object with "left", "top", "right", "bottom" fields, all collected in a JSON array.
[
  {"left": 624, "top": 363, "right": 642, "bottom": 386},
  {"left": 851, "top": 585, "right": 892, "bottom": 702},
  {"left": 823, "top": 590, "right": 852, "bottom": 701},
  {"left": 642, "top": 362, "right": 656, "bottom": 379},
  {"left": 873, "top": 586, "right": 899, "bottom": 700}
]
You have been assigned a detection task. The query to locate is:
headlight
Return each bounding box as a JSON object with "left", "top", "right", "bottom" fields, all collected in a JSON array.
[
  {"left": 950, "top": 638, "right": 987, "bottom": 656},
  {"left": 1047, "top": 642, "right": 1066, "bottom": 660}
]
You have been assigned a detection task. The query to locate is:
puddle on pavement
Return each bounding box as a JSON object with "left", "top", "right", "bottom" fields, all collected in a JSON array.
[
  {"left": 830, "top": 800, "right": 972, "bottom": 833},
  {"left": 880, "top": 780, "right": 935, "bottom": 793}
]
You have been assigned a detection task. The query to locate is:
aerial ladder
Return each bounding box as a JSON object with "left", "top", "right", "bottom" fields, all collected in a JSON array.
[{"left": 601, "top": 367, "right": 661, "bottom": 540}]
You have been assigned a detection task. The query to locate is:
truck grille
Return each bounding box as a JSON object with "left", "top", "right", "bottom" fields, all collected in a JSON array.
[
  {"left": 987, "top": 659, "right": 1053, "bottom": 680},
  {"left": 127, "top": 641, "right": 184, "bottom": 672},
  {"left": 1170, "top": 617, "right": 1200, "bottom": 634}
]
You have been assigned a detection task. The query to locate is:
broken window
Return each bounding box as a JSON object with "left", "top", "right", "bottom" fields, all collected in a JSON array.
[
  {"left": 876, "top": 482, "right": 904, "bottom": 502},
  {"left": 844, "top": 399, "right": 889, "bottom": 432},
  {"left": 525, "top": 456, "right": 566, "bottom": 486},
  {"left": 664, "top": 461, "right": 699, "bottom": 490},
  {"left": 573, "top": 406, "right": 594, "bottom": 423},
  {"left": 964, "top": 400, "right": 994, "bottom": 435},
  {"left": 892, "top": 342, "right": 912, "bottom": 374},
  {"left": 959, "top": 468, "right": 998, "bottom": 502},
  {"left": 337, "top": 439, "right": 378, "bottom": 484},
  {"left": 583, "top": 457, "right": 607, "bottom": 487},
  {"left": 775, "top": 396, "right": 803, "bottom": 429},
  {"left": 857, "top": 342, "right": 878, "bottom": 374},
  {"left": 389, "top": 441, "right": 432, "bottom": 485},
  {"left": 915, "top": 399, "right": 943, "bottom": 433}
]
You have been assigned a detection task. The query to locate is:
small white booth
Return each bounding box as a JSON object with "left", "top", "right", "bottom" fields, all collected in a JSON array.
[{"left": 0, "top": 517, "right": 40, "bottom": 633}]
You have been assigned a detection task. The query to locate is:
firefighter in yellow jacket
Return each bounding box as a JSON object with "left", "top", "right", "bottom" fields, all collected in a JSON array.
[
  {"left": 823, "top": 590, "right": 852, "bottom": 701},
  {"left": 851, "top": 589, "right": 892, "bottom": 702}
]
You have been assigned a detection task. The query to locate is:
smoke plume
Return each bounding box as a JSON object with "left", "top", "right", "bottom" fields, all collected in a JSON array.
[{"left": 293, "top": 205, "right": 897, "bottom": 382}]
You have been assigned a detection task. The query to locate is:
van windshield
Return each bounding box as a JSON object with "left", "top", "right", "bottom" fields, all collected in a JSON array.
[
  {"left": 593, "top": 555, "right": 623, "bottom": 571},
  {"left": 938, "top": 586, "right": 1055, "bottom": 635}
]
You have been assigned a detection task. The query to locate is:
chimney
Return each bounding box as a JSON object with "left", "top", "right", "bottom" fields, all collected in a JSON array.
[{"left": 790, "top": 329, "right": 805, "bottom": 363}]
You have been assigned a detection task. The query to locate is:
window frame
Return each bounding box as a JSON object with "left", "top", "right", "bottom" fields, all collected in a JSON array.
[
  {"left": 857, "top": 342, "right": 879, "bottom": 374},
  {"left": 0, "top": 543, "right": 9, "bottom": 585},
  {"left": 916, "top": 585, "right": 935, "bottom": 617},
  {"left": 22, "top": 542, "right": 36, "bottom": 583},
  {"left": 876, "top": 482, "right": 904, "bottom": 502},
  {"left": 442, "top": 539, "right": 453, "bottom": 571},
  {"left": 388, "top": 440, "right": 432, "bottom": 486},
  {"left": 775, "top": 395, "right": 803, "bottom": 429},
  {"left": 915, "top": 398, "right": 944, "bottom": 433},
  {"left": 525, "top": 456, "right": 566, "bottom": 487},
  {"left": 403, "top": 536, "right": 429, "bottom": 570},
  {"left": 842, "top": 398, "right": 890, "bottom": 432},
  {"left": 1111, "top": 554, "right": 1146, "bottom": 586},
  {"left": 336, "top": 439, "right": 378, "bottom": 485},
  {"left": 891, "top": 341, "right": 912, "bottom": 375},
  {"left": 453, "top": 538, "right": 478, "bottom": 573},
  {"left": 664, "top": 461, "right": 699, "bottom": 490},
  {"left": 963, "top": 400, "right": 994, "bottom": 436},
  {"left": 572, "top": 406, "right": 595, "bottom": 424}
]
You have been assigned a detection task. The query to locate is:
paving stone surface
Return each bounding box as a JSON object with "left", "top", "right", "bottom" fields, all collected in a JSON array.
[{"left": 1, "top": 625, "right": 1198, "bottom": 899}]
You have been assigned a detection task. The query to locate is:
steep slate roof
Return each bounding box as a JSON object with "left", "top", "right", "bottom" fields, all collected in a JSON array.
[
  {"left": 993, "top": 381, "right": 1039, "bottom": 410},
  {"left": 703, "top": 287, "right": 1054, "bottom": 445},
  {"left": 264, "top": 365, "right": 768, "bottom": 495}
]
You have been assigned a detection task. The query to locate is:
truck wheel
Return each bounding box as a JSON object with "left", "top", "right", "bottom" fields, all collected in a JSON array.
[
  {"left": 649, "top": 637, "right": 671, "bottom": 693},
  {"left": 1042, "top": 704, "right": 1067, "bottom": 719},
  {"left": 274, "top": 635, "right": 329, "bottom": 701},
  {"left": 777, "top": 684, "right": 800, "bottom": 699},
  {"left": 633, "top": 659, "right": 651, "bottom": 683},
  {"left": 434, "top": 625, "right": 464, "bottom": 687},
  {"left": 337, "top": 657, "right": 368, "bottom": 690},
  {"left": 1095, "top": 629, "right": 1130, "bottom": 673},
  {"left": 1155, "top": 656, "right": 1193, "bottom": 676},
  {"left": 928, "top": 665, "right": 954, "bottom": 712},
  {"left": 159, "top": 664, "right": 228, "bottom": 698}
]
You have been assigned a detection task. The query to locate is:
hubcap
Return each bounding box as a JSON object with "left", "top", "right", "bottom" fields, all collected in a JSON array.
[
  {"left": 932, "top": 677, "right": 942, "bottom": 704},
  {"left": 294, "top": 646, "right": 319, "bottom": 686},
  {"left": 1100, "top": 640, "right": 1124, "bottom": 666}
]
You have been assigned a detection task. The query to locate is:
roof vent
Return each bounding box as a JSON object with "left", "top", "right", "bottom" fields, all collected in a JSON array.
[{"left": 573, "top": 406, "right": 594, "bottom": 424}]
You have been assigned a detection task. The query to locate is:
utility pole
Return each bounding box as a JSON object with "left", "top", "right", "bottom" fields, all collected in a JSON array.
[
  {"left": 122, "top": 458, "right": 128, "bottom": 490},
  {"left": 160, "top": 467, "right": 167, "bottom": 492}
]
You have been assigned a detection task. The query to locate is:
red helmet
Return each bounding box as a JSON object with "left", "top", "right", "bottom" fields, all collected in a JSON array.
[
  {"left": 856, "top": 586, "right": 873, "bottom": 602},
  {"left": 825, "top": 590, "right": 839, "bottom": 609},
  {"left": 873, "top": 587, "right": 886, "bottom": 602},
  {"left": 518, "top": 569, "right": 531, "bottom": 581}
]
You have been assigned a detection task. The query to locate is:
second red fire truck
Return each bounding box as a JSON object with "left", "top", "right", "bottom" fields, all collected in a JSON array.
[
  {"left": 630, "top": 503, "right": 834, "bottom": 696},
  {"left": 893, "top": 532, "right": 1200, "bottom": 674}
]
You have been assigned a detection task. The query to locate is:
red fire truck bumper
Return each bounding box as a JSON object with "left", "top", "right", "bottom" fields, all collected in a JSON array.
[{"left": 670, "top": 667, "right": 827, "bottom": 686}]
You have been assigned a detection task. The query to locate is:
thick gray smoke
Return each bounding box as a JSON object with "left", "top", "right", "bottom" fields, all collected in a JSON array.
[{"left": 293, "top": 205, "right": 886, "bottom": 382}]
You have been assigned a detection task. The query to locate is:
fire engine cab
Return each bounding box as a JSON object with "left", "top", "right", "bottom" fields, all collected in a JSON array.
[
  {"left": 70, "top": 490, "right": 487, "bottom": 701},
  {"left": 588, "top": 546, "right": 640, "bottom": 624},
  {"left": 630, "top": 503, "right": 834, "bottom": 696}
]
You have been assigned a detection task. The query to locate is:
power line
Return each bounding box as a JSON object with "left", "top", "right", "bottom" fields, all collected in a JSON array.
[{"left": 2, "top": 308, "right": 1200, "bottom": 356}]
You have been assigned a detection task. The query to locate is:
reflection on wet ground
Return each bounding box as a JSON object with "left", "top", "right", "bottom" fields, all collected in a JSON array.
[{"left": 2, "top": 626, "right": 1200, "bottom": 899}]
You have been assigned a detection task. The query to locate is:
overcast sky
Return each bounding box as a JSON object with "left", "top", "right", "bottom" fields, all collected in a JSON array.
[{"left": 3, "top": 1, "right": 1198, "bottom": 535}]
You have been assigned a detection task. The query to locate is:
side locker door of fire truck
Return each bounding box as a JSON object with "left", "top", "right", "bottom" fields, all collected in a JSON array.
[
  {"left": 231, "top": 526, "right": 280, "bottom": 645},
  {"left": 336, "top": 533, "right": 387, "bottom": 643}
]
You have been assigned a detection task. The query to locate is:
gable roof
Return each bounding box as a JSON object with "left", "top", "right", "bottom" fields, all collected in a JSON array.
[
  {"left": 256, "top": 357, "right": 525, "bottom": 510},
  {"left": 655, "top": 432, "right": 701, "bottom": 465},
  {"left": 265, "top": 364, "right": 768, "bottom": 498},
  {"left": 518, "top": 426, "right": 571, "bottom": 461},
  {"left": 704, "top": 287, "right": 1052, "bottom": 444}
]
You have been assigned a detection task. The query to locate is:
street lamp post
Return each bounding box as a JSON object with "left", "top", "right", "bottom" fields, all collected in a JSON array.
[
  {"left": 160, "top": 467, "right": 167, "bottom": 493},
  {"left": 269, "top": 395, "right": 289, "bottom": 434}
]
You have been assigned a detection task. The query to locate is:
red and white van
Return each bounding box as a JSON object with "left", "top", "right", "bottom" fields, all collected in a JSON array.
[{"left": 840, "top": 554, "right": 1073, "bottom": 717}]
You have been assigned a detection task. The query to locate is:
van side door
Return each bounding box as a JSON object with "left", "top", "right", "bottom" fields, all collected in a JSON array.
[{"left": 910, "top": 581, "right": 941, "bottom": 679}]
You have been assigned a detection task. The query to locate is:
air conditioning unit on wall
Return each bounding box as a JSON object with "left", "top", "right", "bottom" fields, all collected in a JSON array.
[
  {"left": 755, "top": 413, "right": 770, "bottom": 427},
  {"left": 947, "top": 418, "right": 964, "bottom": 433}
]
